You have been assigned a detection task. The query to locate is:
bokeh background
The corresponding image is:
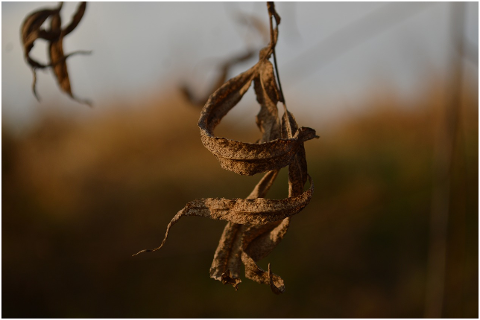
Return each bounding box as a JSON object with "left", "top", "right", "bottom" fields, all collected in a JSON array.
[{"left": 2, "top": 2, "right": 478, "bottom": 318}]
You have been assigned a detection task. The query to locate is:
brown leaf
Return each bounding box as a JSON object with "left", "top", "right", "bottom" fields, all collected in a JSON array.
[
  {"left": 20, "top": 2, "right": 91, "bottom": 105},
  {"left": 198, "top": 59, "right": 317, "bottom": 176},
  {"left": 209, "top": 222, "right": 244, "bottom": 290},
  {"left": 135, "top": 2, "right": 317, "bottom": 294},
  {"left": 282, "top": 109, "right": 311, "bottom": 197},
  {"left": 133, "top": 176, "right": 313, "bottom": 253},
  {"left": 21, "top": 4, "right": 60, "bottom": 69},
  {"left": 254, "top": 60, "right": 281, "bottom": 142},
  {"left": 242, "top": 253, "right": 285, "bottom": 294},
  {"left": 61, "top": 1, "right": 87, "bottom": 36},
  {"left": 209, "top": 169, "right": 280, "bottom": 291},
  {"left": 267, "top": 2, "right": 281, "bottom": 27},
  {"left": 242, "top": 219, "right": 290, "bottom": 294}
]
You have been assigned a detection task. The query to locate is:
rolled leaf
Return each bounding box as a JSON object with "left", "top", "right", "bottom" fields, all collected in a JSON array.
[{"left": 135, "top": 2, "right": 317, "bottom": 295}]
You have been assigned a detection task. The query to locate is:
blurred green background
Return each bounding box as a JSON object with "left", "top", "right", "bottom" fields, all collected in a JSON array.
[{"left": 2, "top": 1, "right": 478, "bottom": 318}]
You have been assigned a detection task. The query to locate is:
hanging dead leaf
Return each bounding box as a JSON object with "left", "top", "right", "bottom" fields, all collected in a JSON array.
[
  {"left": 198, "top": 59, "right": 317, "bottom": 176},
  {"left": 135, "top": 2, "right": 318, "bottom": 294},
  {"left": 133, "top": 175, "right": 312, "bottom": 253},
  {"left": 21, "top": 1, "right": 91, "bottom": 105}
]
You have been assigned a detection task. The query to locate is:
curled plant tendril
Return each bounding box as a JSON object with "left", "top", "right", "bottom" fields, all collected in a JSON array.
[
  {"left": 135, "top": 2, "right": 318, "bottom": 294},
  {"left": 21, "top": 1, "right": 91, "bottom": 106}
]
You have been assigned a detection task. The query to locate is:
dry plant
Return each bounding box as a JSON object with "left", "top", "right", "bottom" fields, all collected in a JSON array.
[
  {"left": 21, "top": 1, "right": 91, "bottom": 105},
  {"left": 134, "top": 2, "right": 318, "bottom": 294},
  {"left": 20, "top": 1, "right": 317, "bottom": 294}
]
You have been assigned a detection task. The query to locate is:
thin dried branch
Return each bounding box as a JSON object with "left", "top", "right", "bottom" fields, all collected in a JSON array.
[{"left": 21, "top": 1, "right": 91, "bottom": 105}]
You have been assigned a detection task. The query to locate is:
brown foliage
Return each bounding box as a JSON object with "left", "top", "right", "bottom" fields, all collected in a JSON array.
[
  {"left": 21, "top": 1, "right": 91, "bottom": 105},
  {"left": 134, "top": 2, "right": 317, "bottom": 294}
]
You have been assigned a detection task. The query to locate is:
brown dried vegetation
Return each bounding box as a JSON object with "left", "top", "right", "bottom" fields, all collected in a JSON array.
[
  {"left": 132, "top": 3, "right": 318, "bottom": 293},
  {"left": 21, "top": 1, "right": 91, "bottom": 105},
  {"left": 18, "top": 0, "right": 318, "bottom": 294}
]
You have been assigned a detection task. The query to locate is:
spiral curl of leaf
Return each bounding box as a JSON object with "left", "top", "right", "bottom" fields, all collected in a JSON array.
[{"left": 135, "top": 2, "right": 318, "bottom": 294}]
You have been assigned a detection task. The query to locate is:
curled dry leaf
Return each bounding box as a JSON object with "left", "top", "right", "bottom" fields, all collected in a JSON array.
[
  {"left": 198, "top": 59, "right": 317, "bottom": 176},
  {"left": 135, "top": 2, "right": 318, "bottom": 294},
  {"left": 21, "top": 1, "right": 91, "bottom": 105}
]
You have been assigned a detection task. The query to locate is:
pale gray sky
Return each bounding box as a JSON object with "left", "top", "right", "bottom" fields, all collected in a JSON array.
[{"left": 2, "top": 2, "right": 478, "bottom": 133}]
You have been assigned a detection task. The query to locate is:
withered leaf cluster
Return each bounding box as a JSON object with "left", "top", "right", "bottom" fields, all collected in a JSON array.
[
  {"left": 136, "top": 2, "right": 318, "bottom": 294},
  {"left": 21, "top": 1, "right": 91, "bottom": 105}
]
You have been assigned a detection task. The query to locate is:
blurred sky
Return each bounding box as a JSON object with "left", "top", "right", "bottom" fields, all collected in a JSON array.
[{"left": 2, "top": 2, "right": 478, "bottom": 133}]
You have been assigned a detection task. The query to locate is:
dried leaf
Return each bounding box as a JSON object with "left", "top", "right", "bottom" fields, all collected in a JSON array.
[
  {"left": 20, "top": 2, "right": 91, "bottom": 105},
  {"left": 267, "top": 2, "right": 281, "bottom": 26},
  {"left": 209, "top": 222, "right": 244, "bottom": 290},
  {"left": 254, "top": 60, "right": 281, "bottom": 142},
  {"left": 242, "top": 253, "right": 285, "bottom": 294},
  {"left": 135, "top": 2, "right": 318, "bottom": 294},
  {"left": 198, "top": 60, "right": 317, "bottom": 176},
  {"left": 21, "top": 4, "right": 60, "bottom": 69},
  {"left": 133, "top": 176, "right": 313, "bottom": 252},
  {"left": 209, "top": 169, "right": 281, "bottom": 292},
  {"left": 61, "top": 1, "right": 87, "bottom": 36},
  {"left": 282, "top": 109, "right": 311, "bottom": 197}
]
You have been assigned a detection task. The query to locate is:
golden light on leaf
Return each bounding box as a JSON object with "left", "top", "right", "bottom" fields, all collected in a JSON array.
[{"left": 135, "top": 2, "right": 318, "bottom": 294}]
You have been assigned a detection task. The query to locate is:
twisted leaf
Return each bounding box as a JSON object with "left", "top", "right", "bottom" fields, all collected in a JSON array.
[
  {"left": 135, "top": 2, "right": 318, "bottom": 294},
  {"left": 198, "top": 60, "right": 317, "bottom": 176},
  {"left": 21, "top": 2, "right": 91, "bottom": 105},
  {"left": 133, "top": 176, "right": 312, "bottom": 253},
  {"left": 210, "top": 222, "right": 244, "bottom": 290}
]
